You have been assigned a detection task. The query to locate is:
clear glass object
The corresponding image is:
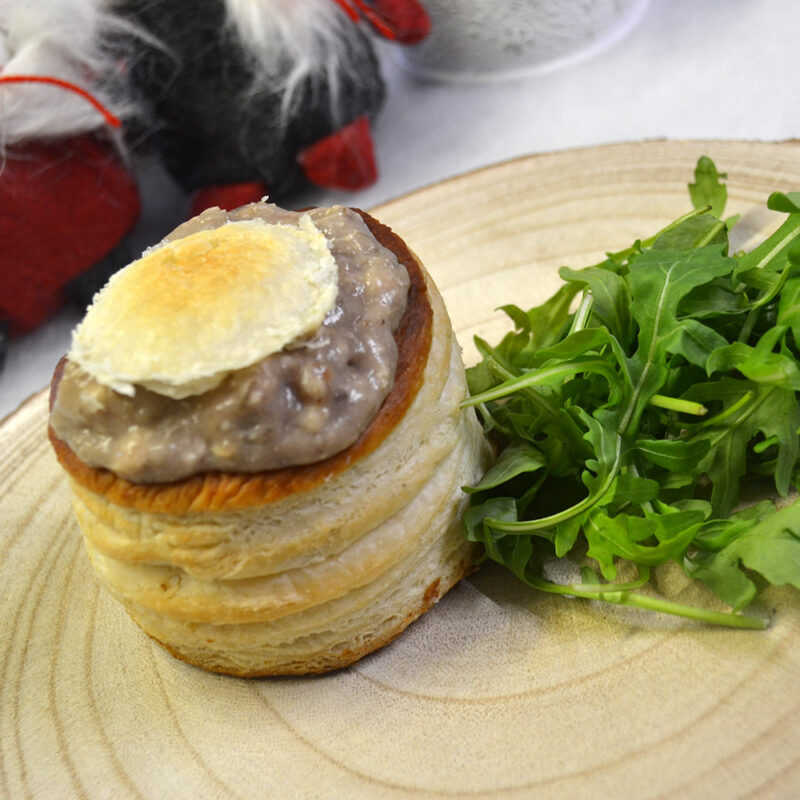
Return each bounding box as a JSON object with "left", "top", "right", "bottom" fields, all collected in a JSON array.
[{"left": 399, "top": 0, "right": 651, "bottom": 81}]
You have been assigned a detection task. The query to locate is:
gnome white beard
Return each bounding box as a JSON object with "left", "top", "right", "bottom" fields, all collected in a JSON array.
[
  {"left": 222, "top": 0, "right": 365, "bottom": 121},
  {"left": 0, "top": 0, "right": 147, "bottom": 147}
]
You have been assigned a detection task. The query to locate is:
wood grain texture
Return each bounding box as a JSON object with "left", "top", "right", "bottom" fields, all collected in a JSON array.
[{"left": 2, "top": 140, "right": 800, "bottom": 799}]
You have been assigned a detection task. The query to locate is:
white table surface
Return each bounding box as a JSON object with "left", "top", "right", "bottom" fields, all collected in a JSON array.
[{"left": 3, "top": 0, "right": 800, "bottom": 420}]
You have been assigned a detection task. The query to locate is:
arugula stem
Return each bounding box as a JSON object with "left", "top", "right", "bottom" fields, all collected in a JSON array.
[
  {"left": 526, "top": 576, "right": 766, "bottom": 629},
  {"left": 568, "top": 293, "right": 594, "bottom": 335},
  {"left": 753, "top": 435, "right": 779, "bottom": 454},
  {"left": 649, "top": 394, "right": 708, "bottom": 416},
  {"left": 530, "top": 565, "right": 651, "bottom": 594},
  {"left": 598, "top": 591, "right": 767, "bottom": 629},
  {"left": 732, "top": 218, "right": 800, "bottom": 298},
  {"left": 696, "top": 219, "right": 727, "bottom": 247},
  {"left": 629, "top": 463, "right": 656, "bottom": 515},
  {"left": 745, "top": 219, "right": 800, "bottom": 272},
  {"left": 465, "top": 359, "right": 621, "bottom": 406},
  {"left": 685, "top": 390, "right": 753, "bottom": 430},
  {"left": 737, "top": 306, "right": 759, "bottom": 344}
]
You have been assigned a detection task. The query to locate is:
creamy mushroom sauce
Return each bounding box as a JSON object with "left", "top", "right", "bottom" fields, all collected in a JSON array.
[{"left": 50, "top": 205, "right": 410, "bottom": 483}]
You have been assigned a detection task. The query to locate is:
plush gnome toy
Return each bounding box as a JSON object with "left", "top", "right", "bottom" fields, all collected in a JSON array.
[
  {"left": 110, "top": 0, "right": 430, "bottom": 214},
  {"left": 0, "top": 0, "right": 429, "bottom": 368}
]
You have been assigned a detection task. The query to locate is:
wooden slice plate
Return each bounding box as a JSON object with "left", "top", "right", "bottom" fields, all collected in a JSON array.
[{"left": 2, "top": 140, "right": 799, "bottom": 799}]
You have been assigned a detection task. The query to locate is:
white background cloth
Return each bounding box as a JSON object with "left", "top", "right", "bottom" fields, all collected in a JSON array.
[{"left": 3, "top": 0, "right": 800, "bottom": 419}]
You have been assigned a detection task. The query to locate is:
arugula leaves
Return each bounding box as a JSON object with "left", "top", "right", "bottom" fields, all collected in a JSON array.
[{"left": 463, "top": 157, "right": 800, "bottom": 628}]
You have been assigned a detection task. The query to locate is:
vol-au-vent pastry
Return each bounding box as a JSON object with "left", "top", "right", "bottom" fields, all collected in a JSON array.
[{"left": 48, "top": 202, "right": 491, "bottom": 676}]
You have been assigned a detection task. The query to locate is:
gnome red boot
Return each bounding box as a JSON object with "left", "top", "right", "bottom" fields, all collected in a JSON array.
[{"left": 297, "top": 116, "right": 378, "bottom": 191}]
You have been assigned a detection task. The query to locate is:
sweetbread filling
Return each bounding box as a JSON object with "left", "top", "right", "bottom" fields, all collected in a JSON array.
[{"left": 50, "top": 205, "right": 410, "bottom": 484}]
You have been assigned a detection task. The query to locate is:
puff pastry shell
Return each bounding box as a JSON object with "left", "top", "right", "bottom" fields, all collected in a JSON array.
[{"left": 49, "top": 211, "right": 490, "bottom": 676}]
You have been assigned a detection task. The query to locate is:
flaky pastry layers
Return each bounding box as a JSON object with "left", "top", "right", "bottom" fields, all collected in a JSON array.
[{"left": 49, "top": 212, "right": 490, "bottom": 676}]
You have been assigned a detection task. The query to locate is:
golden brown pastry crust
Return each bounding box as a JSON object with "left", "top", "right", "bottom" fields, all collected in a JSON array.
[{"left": 48, "top": 210, "right": 433, "bottom": 513}]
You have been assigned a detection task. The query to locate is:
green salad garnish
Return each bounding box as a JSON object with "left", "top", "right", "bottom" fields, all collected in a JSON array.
[{"left": 463, "top": 157, "right": 800, "bottom": 629}]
